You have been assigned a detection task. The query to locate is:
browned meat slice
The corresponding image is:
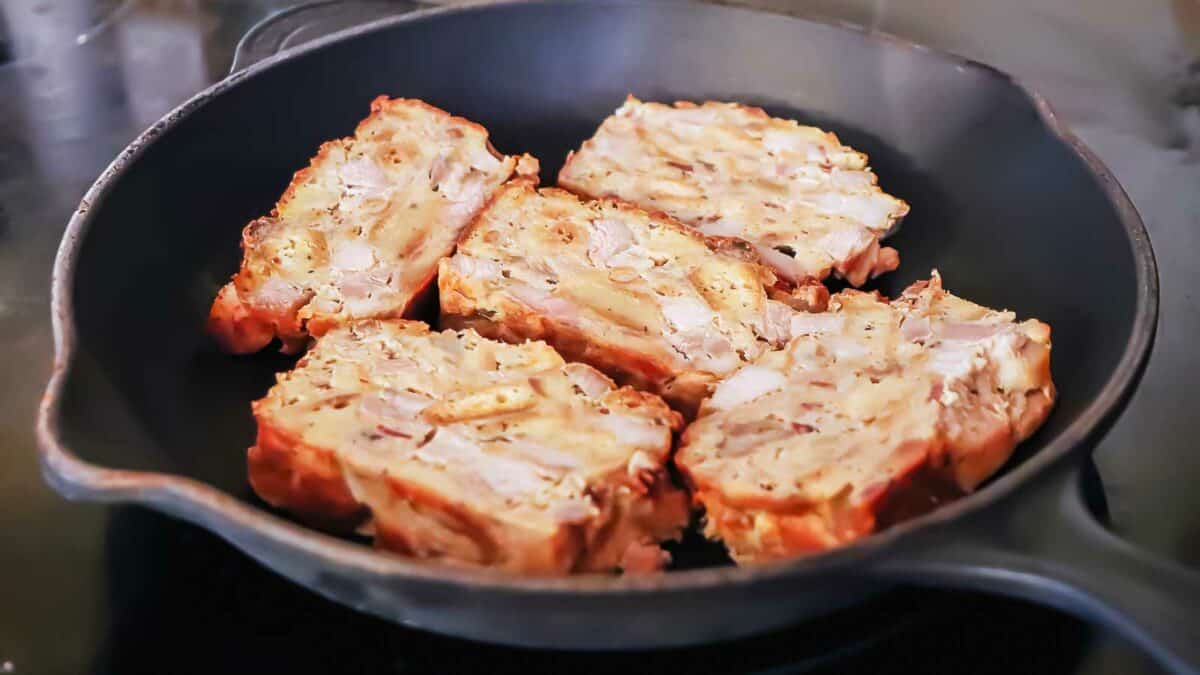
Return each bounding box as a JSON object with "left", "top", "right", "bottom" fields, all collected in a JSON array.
[
  {"left": 676, "top": 273, "right": 1054, "bottom": 563},
  {"left": 559, "top": 97, "right": 908, "bottom": 287},
  {"left": 209, "top": 97, "right": 537, "bottom": 354},
  {"left": 250, "top": 319, "right": 689, "bottom": 575},
  {"left": 438, "top": 181, "right": 810, "bottom": 418}
]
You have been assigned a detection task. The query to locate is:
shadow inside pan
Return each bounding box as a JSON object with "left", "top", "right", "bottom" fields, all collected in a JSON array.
[{"left": 55, "top": 0, "right": 1141, "bottom": 570}]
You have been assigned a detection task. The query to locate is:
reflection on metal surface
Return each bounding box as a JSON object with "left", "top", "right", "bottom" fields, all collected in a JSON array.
[
  {"left": 115, "top": 1, "right": 215, "bottom": 125},
  {"left": 1, "top": 0, "right": 127, "bottom": 56},
  {"left": 1, "top": 0, "right": 126, "bottom": 161},
  {"left": 231, "top": 0, "right": 420, "bottom": 73},
  {"left": 0, "top": 0, "right": 301, "bottom": 181},
  {"left": 72, "top": 0, "right": 136, "bottom": 47}
]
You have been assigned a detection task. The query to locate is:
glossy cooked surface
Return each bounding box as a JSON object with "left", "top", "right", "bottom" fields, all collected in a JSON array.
[
  {"left": 676, "top": 274, "right": 1055, "bottom": 563},
  {"left": 438, "top": 181, "right": 806, "bottom": 417},
  {"left": 208, "top": 97, "right": 537, "bottom": 354},
  {"left": 250, "top": 320, "right": 689, "bottom": 574},
  {"left": 558, "top": 97, "right": 909, "bottom": 286}
]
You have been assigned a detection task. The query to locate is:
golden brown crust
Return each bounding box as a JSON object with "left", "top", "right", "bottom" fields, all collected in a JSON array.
[
  {"left": 248, "top": 416, "right": 368, "bottom": 530},
  {"left": 691, "top": 441, "right": 964, "bottom": 563},
  {"left": 575, "top": 470, "right": 692, "bottom": 572},
  {"left": 1014, "top": 386, "right": 1056, "bottom": 441},
  {"left": 249, "top": 319, "right": 689, "bottom": 575},
  {"left": 209, "top": 283, "right": 289, "bottom": 355},
  {"left": 558, "top": 97, "right": 908, "bottom": 287},
  {"left": 375, "top": 470, "right": 507, "bottom": 567},
  {"left": 209, "top": 98, "right": 537, "bottom": 354},
  {"left": 676, "top": 273, "right": 1055, "bottom": 564},
  {"left": 439, "top": 182, "right": 804, "bottom": 419},
  {"left": 768, "top": 279, "right": 831, "bottom": 313},
  {"left": 438, "top": 292, "right": 709, "bottom": 419}
]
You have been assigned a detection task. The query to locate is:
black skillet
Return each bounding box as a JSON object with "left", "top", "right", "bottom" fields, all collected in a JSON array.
[{"left": 35, "top": 0, "right": 1200, "bottom": 671}]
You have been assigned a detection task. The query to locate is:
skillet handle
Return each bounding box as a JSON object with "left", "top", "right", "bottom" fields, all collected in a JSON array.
[
  {"left": 229, "top": 0, "right": 428, "bottom": 75},
  {"left": 874, "top": 460, "right": 1200, "bottom": 675}
]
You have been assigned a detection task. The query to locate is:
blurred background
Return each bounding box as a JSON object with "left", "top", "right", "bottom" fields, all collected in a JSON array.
[{"left": 1, "top": 1, "right": 1197, "bottom": 673}]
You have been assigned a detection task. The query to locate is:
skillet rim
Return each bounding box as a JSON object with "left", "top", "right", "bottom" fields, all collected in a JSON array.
[{"left": 36, "top": 0, "right": 1159, "bottom": 594}]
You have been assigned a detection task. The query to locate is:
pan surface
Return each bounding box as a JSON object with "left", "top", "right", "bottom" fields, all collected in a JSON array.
[{"left": 38, "top": 0, "right": 1158, "bottom": 651}]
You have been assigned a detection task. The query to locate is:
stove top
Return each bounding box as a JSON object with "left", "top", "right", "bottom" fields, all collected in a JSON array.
[{"left": 2, "top": 1, "right": 1197, "bottom": 673}]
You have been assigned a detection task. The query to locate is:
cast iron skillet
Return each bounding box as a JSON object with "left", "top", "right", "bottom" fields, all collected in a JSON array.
[{"left": 35, "top": 0, "right": 1200, "bottom": 671}]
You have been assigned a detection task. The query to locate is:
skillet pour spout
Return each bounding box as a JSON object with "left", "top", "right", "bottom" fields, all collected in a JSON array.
[{"left": 37, "top": 0, "right": 1195, "bottom": 671}]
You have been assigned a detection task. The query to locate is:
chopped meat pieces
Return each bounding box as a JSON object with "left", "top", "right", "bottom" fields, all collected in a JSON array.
[
  {"left": 559, "top": 97, "right": 908, "bottom": 286},
  {"left": 249, "top": 319, "right": 689, "bottom": 574},
  {"left": 438, "top": 181, "right": 810, "bottom": 418},
  {"left": 675, "top": 272, "right": 1054, "bottom": 564},
  {"left": 209, "top": 97, "right": 537, "bottom": 354}
]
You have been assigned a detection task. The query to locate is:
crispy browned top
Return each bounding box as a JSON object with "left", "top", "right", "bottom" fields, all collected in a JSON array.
[
  {"left": 441, "top": 182, "right": 804, "bottom": 379},
  {"left": 216, "top": 97, "right": 536, "bottom": 350},
  {"left": 678, "top": 273, "right": 1054, "bottom": 508},
  {"left": 256, "top": 320, "right": 681, "bottom": 534}
]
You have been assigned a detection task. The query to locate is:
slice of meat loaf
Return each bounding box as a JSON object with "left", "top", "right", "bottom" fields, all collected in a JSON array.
[
  {"left": 250, "top": 319, "right": 689, "bottom": 575},
  {"left": 438, "top": 182, "right": 807, "bottom": 419},
  {"left": 675, "top": 273, "right": 1054, "bottom": 564},
  {"left": 558, "top": 97, "right": 909, "bottom": 287},
  {"left": 209, "top": 97, "right": 538, "bottom": 354}
]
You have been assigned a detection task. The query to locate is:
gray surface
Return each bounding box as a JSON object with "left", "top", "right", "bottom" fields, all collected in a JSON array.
[{"left": 0, "top": 0, "right": 1196, "bottom": 673}]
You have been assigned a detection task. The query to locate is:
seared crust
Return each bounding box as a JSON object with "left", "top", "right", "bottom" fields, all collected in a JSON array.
[
  {"left": 675, "top": 273, "right": 1055, "bottom": 563},
  {"left": 438, "top": 182, "right": 810, "bottom": 418},
  {"left": 249, "top": 319, "right": 688, "bottom": 575},
  {"left": 248, "top": 421, "right": 368, "bottom": 531},
  {"left": 208, "top": 97, "right": 538, "bottom": 354},
  {"left": 558, "top": 97, "right": 908, "bottom": 286}
]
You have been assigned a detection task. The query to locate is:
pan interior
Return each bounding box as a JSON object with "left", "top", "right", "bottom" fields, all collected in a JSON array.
[{"left": 57, "top": 1, "right": 1140, "bottom": 570}]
